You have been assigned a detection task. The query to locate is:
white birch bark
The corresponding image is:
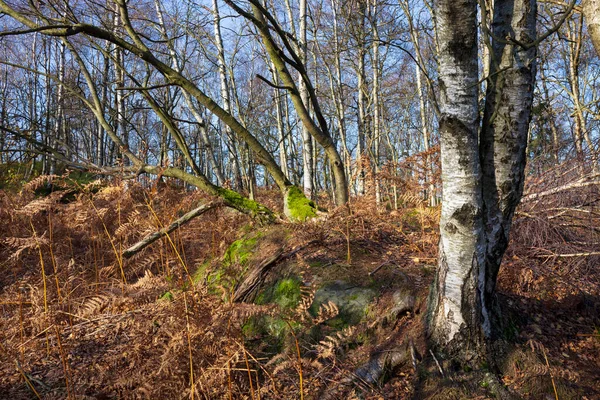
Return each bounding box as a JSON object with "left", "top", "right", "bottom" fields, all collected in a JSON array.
[
  {"left": 583, "top": 0, "right": 600, "bottom": 56},
  {"left": 430, "top": 0, "right": 538, "bottom": 357},
  {"left": 479, "top": 0, "right": 537, "bottom": 338},
  {"left": 371, "top": 0, "right": 381, "bottom": 205},
  {"left": 356, "top": 7, "right": 367, "bottom": 196},
  {"left": 213, "top": 0, "right": 242, "bottom": 189},
  {"left": 270, "top": 60, "right": 289, "bottom": 179},
  {"left": 299, "top": 0, "right": 314, "bottom": 198},
  {"left": 429, "top": 0, "right": 485, "bottom": 355}
]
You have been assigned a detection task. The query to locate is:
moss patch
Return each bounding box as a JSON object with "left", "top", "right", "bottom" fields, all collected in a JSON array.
[
  {"left": 310, "top": 281, "right": 376, "bottom": 327},
  {"left": 217, "top": 187, "right": 274, "bottom": 223},
  {"left": 242, "top": 277, "right": 303, "bottom": 350},
  {"left": 224, "top": 233, "right": 261, "bottom": 267},
  {"left": 256, "top": 277, "right": 302, "bottom": 309},
  {"left": 285, "top": 186, "right": 317, "bottom": 221}
]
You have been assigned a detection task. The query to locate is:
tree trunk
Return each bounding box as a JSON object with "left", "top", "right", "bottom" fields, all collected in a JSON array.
[
  {"left": 249, "top": 3, "right": 348, "bottom": 206},
  {"left": 154, "top": 0, "right": 226, "bottom": 185},
  {"left": 428, "top": 0, "right": 484, "bottom": 359},
  {"left": 213, "top": 0, "right": 243, "bottom": 190},
  {"left": 371, "top": 0, "right": 382, "bottom": 205},
  {"left": 429, "top": 0, "right": 538, "bottom": 360},
  {"left": 583, "top": 0, "right": 600, "bottom": 56},
  {"left": 298, "top": 0, "right": 314, "bottom": 199},
  {"left": 479, "top": 0, "right": 537, "bottom": 338}
]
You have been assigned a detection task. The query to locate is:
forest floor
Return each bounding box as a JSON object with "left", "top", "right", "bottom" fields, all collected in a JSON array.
[{"left": 0, "top": 169, "right": 599, "bottom": 399}]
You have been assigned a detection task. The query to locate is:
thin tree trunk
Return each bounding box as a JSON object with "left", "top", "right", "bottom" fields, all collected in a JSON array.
[
  {"left": 371, "top": 0, "right": 381, "bottom": 205},
  {"left": 356, "top": 6, "right": 367, "bottom": 196},
  {"left": 566, "top": 15, "right": 598, "bottom": 167},
  {"left": 213, "top": 0, "right": 243, "bottom": 190},
  {"left": 299, "top": 0, "right": 314, "bottom": 199},
  {"left": 249, "top": 3, "right": 348, "bottom": 206},
  {"left": 154, "top": 0, "right": 225, "bottom": 184},
  {"left": 539, "top": 59, "right": 560, "bottom": 164},
  {"left": 271, "top": 61, "right": 289, "bottom": 179}
]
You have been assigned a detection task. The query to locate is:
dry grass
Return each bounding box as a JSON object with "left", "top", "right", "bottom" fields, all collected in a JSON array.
[{"left": 0, "top": 158, "right": 598, "bottom": 399}]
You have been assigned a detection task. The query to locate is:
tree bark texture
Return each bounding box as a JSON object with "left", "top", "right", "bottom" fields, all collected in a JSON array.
[
  {"left": 583, "top": 0, "right": 600, "bottom": 56},
  {"left": 428, "top": 0, "right": 484, "bottom": 358},
  {"left": 429, "top": 0, "right": 537, "bottom": 360},
  {"left": 480, "top": 0, "right": 537, "bottom": 337}
]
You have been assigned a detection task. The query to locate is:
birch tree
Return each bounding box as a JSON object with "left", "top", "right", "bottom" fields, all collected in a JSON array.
[
  {"left": 428, "top": 0, "right": 537, "bottom": 360},
  {"left": 583, "top": 0, "right": 600, "bottom": 55}
]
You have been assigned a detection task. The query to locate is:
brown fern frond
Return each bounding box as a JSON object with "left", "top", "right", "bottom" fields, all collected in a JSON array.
[
  {"left": 17, "top": 191, "right": 65, "bottom": 216},
  {"left": 21, "top": 174, "right": 59, "bottom": 193},
  {"left": 4, "top": 235, "right": 48, "bottom": 262},
  {"left": 77, "top": 294, "right": 116, "bottom": 317}
]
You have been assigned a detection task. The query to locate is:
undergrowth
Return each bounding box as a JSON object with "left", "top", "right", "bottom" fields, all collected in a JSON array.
[{"left": 0, "top": 161, "right": 598, "bottom": 399}]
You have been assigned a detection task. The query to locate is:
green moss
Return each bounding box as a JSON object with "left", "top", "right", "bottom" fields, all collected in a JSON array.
[
  {"left": 285, "top": 186, "right": 317, "bottom": 221},
  {"left": 224, "top": 234, "right": 260, "bottom": 267},
  {"left": 218, "top": 187, "right": 274, "bottom": 223},
  {"left": 256, "top": 277, "right": 301, "bottom": 309},
  {"left": 273, "top": 278, "right": 302, "bottom": 309},
  {"left": 192, "top": 260, "right": 211, "bottom": 284},
  {"left": 326, "top": 316, "right": 348, "bottom": 330},
  {"left": 159, "top": 291, "right": 174, "bottom": 301}
]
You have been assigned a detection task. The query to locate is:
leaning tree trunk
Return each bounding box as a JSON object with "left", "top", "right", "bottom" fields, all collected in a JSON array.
[
  {"left": 479, "top": 0, "right": 537, "bottom": 337},
  {"left": 583, "top": 0, "right": 600, "bottom": 56}
]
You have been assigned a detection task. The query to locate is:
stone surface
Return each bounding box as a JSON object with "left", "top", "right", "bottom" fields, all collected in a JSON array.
[{"left": 312, "top": 280, "right": 376, "bottom": 326}]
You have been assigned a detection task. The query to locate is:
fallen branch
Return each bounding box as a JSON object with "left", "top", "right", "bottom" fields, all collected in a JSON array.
[
  {"left": 534, "top": 251, "right": 600, "bottom": 258},
  {"left": 321, "top": 342, "right": 411, "bottom": 398},
  {"left": 522, "top": 177, "right": 600, "bottom": 202},
  {"left": 122, "top": 201, "right": 222, "bottom": 258}
]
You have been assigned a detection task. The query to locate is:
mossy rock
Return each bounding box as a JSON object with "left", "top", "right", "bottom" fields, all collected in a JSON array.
[
  {"left": 256, "top": 277, "right": 302, "bottom": 309},
  {"left": 224, "top": 233, "right": 261, "bottom": 267},
  {"left": 310, "top": 280, "right": 376, "bottom": 327}
]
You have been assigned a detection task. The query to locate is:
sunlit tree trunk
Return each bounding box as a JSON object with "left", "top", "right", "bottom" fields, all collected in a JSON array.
[
  {"left": 371, "top": 0, "right": 382, "bottom": 205},
  {"left": 583, "top": 0, "right": 600, "bottom": 56},
  {"left": 428, "top": 0, "right": 484, "bottom": 357},
  {"left": 565, "top": 15, "right": 598, "bottom": 166},
  {"left": 356, "top": 4, "right": 367, "bottom": 196},
  {"left": 213, "top": 0, "right": 243, "bottom": 189},
  {"left": 270, "top": 60, "right": 289, "bottom": 179},
  {"left": 298, "top": 0, "right": 314, "bottom": 198},
  {"left": 428, "top": 0, "right": 537, "bottom": 360}
]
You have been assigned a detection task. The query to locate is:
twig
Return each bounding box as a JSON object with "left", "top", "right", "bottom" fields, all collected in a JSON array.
[
  {"left": 534, "top": 251, "right": 600, "bottom": 258},
  {"left": 368, "top": 262, "right": 388, "bottom": 277},
  {"left": 15, "top": 360, "right": 43, "bottom": 399},
  {"left": 429, "top": 349, "right": 445, "bottom": 378},
  {"left": 542, "top": 347, "right": 559, "bottom": 400}
]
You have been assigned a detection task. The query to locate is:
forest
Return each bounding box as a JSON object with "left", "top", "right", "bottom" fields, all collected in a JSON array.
[{"left": 0, "top": 0, "right": 599, "bottom": 398}]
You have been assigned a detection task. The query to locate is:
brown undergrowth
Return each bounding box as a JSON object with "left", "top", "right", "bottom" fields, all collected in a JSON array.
[{"left": 0, "top": 161, "right": 598, "bottom": 399}]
